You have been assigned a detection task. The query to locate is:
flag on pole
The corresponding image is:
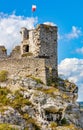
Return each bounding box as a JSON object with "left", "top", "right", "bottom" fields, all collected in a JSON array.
[{"left": 32, "top": 5, "right": 37, "bottom": 12}]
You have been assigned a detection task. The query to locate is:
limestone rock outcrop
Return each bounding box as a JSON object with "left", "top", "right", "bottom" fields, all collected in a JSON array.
[{"left": 0, "top": 75, "right": 82, "bottom": 130}]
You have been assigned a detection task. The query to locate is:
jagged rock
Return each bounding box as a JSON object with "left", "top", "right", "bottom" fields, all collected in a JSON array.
[
  {"left": 0, "top": 82, "right": 7, "bottom": 88},
  {"left": 65, "top": 103, "right": 83, "bottom": 128},
  {"left": 21, "top": 105, "right": 36, "bottom": 117},
  {"left": 7, "top": 93, "right": 15, "bottom": 101},
  {"left": 0, "top": 107, "right": 26, "bottom": 127}
]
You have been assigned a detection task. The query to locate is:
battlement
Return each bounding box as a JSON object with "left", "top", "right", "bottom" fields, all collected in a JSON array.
[
  {"left": 0, "top": 24, "right": 58, "bottom": 84},
  {"left": 0, "top": 46, "right": 7, "bottom": 58}
]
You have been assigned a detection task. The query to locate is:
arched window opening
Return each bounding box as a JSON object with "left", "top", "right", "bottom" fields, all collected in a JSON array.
[
  {"left": 23, "top": 45, "right": 29, "bottom": 53},
  {"left": 25, "top": 45, "right": 29, "bottom": 52}
]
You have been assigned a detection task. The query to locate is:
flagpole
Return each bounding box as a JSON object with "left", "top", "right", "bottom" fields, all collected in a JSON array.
[
  {"left": 31, "top": 11, "right": 33, "bottom": 17},
  {"left": 31, "top": 8, "right": 33, "bottom": 18}
]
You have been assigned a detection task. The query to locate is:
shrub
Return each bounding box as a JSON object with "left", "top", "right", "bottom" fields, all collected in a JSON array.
[
  {"left": 0, "top": 70, "right": 8, "bottom": 82},
  {"left": 44, "top": 25, "right": 50, "bottom": 30},
  {"left": 61, "top": 118, "right": 68, "bottom": 125},
  {"left": 2, "top": 48, "right": 7, "bottom": 52},
  {"left": 47, "top": 76, "right": 58, "bottom": 87}
]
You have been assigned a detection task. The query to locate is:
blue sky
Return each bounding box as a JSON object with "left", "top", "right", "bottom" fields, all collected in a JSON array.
[{"left": 0, "top": 0, "right": 83, "bottom": 101}]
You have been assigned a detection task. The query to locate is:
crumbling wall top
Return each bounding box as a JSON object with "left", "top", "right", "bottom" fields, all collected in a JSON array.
[
  {"left": 0, "top": 45, "right": 7, "bottom": 58},
  {"left": 35, "top": 24, "right": 57, "bottom": 31}
]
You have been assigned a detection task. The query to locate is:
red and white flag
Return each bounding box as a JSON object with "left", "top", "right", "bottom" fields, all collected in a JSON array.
[{"left": 32, "top": 5, "right": 37, "bottom": 12}]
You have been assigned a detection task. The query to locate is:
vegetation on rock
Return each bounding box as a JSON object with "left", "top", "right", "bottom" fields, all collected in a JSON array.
[
  {"left": 0, "top": 70, "right": 8, "bottom": 82},
  {"left": 0, "top": 76, "right": 82, "bottom": 130},
  {"left": 0, "top": 124, "right": 18, "bottom": 130}
]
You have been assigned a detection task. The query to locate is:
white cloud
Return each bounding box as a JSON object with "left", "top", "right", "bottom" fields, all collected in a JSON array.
[
  {"left": 58, "top": 33, "right": 63, "bottom": 40},
  {"left": 0, "top": 12, "right": 38, "bottom": 53},
  {"left": 76, "top": 47, "right": 83, "bottom": 54},
  {"left": 58, "top": 58, "right": 83, "bottom": 83},
  {"left": 43, "top": 22, "right": 56, "bottom": 26},
  {"left": 78, "top": 84, "right": 83, "bottom": 101},
  {"left": 65, "top": 26, "right": 82, "bottom": 40},
  {"left": 58, "top": 58, "right": 83, "bottom": 101},
  {"left": 59, "top": 26, "right": 82, "bottom": 41}
]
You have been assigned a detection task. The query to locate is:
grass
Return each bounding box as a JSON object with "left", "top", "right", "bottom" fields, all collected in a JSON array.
[
  {"left": 41, "top": 87, "right": 58, "bottom": 95},
  {"left": 11, "top": 90, "right": 32, "bottom": 110},
  {"left": 23, "top": 114, "right": 41, "bottom": 130},
  {"left": 0, "top": 88, "right": 32, "bottom": 112},
  {"left": 0, "top": 124, "right": 18, "bottom": 130},
  {"left": 22, "top": 52, "right": 33, "bottom": 57},
  {"left": 0, "top": 87, "right": 11, "bottom": 106},
  {"left": 31, "top": 76, "right": 44, "bottom": 84},
  {"left": 27, "top": 117, "right": 41, "bottom": 130},
  {"left": 26, "top": 75, "right": 44, "bottom": 84},
  {"left": 62, "top": 93, "right": 69, "bottom": 99},
  {"left": 0, "top": 70, "right": 8, "bottom": 82},
  {"left": 0, "top": 87, "right": 40, "bottom": 129},
  {"left": 55, "top": 124, "right": 78, "bottom": 130},
  {"left": 50, "top": 121, "right": 57, "bottom": 129}
]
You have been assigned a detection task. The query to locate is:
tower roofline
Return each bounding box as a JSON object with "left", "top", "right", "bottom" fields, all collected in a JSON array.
[{"left": 36, "top": 23, "right": 57, "bottom": 29}]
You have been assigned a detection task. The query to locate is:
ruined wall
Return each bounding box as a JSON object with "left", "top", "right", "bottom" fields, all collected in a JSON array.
[
  {"left": 0, "top": 24, "right": 58, "bottom": 84},
  {"left": 0, "top": 57, "right": 46, "bottom": 84},
  {"left": 10, "top": 45, "right": 21, "bottom": 58}
]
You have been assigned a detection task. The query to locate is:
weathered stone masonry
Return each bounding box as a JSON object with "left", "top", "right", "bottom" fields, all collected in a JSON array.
[
  {"left": 0, "top": 24, "right": 58, "bottom": 84},
  {"left": 0, "top": 58, "right": 46, "bottom": 84}
]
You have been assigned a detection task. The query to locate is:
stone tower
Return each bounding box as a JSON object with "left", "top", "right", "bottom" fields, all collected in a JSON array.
[{"left": 20, "top": 24, "right": 58, "bottom": 81}]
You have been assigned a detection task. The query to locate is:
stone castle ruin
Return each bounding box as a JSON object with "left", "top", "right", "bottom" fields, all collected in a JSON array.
[{"left": 0, "top": 24, "right": 58, "bottom": 84}]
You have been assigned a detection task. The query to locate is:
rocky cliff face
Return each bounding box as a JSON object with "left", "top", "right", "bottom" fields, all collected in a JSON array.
[{"left": 0, "top": 74, "right": 83, "bottom": 130}]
